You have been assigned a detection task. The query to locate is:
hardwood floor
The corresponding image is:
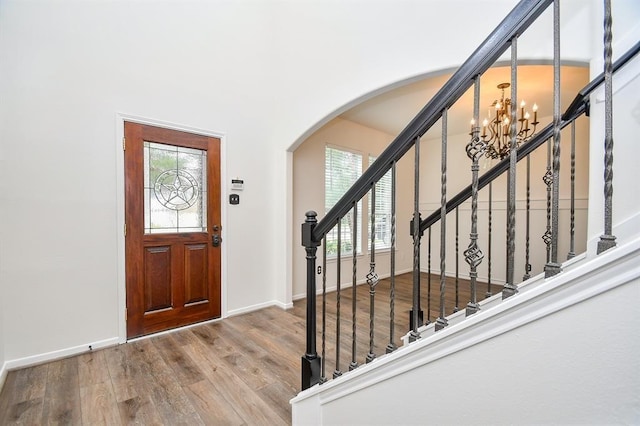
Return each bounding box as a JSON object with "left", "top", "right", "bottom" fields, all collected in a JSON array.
[{"left": 0, "top": 273, "right": 500, "bottom": 425}]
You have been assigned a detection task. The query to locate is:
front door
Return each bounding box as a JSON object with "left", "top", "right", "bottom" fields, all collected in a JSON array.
[{"left": 125, "top": 122, "right": 221, "bottom": 338}]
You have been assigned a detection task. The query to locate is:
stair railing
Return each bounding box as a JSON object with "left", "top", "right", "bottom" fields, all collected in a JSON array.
[{"left": 300, "top": 0, "right": 639, "bottom": 391}]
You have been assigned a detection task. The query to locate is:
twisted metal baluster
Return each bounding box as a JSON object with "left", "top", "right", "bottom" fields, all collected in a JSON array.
[
  {"left": 543, "top": 139, "right": 553, "bottom": 263},
  {"left": 427, "top": 227, "right": 432, "bottom": 324},
  {"left": 349, "top": 206, "right": 358, "bottom": 371},
  {"left": 523, "top": 154, "right": 532, "bottom": 280},
  {"left": 486, "top": 182, "right": 493, "bottom": 298},
  {"left": 465, "top": 77, "right": 485, "bottom": 316},
  {"left": 366, "top": 184, "right": 379, "bottom": 363},
  {"left": 503, "top": 36, "right": 519, "bottom": 298},
  {"left": 386, "top": 162, "right": 398, "bottom": 354},
  {"left": 436, "top": 108, "right": 449, "bottom": 331},
  {"left": 568, "top": 122, "right": 577, "bottom": 260},
  {"left": 454, "top": 206, "right": 460, "bottom": 312},
  {"left": 333, "top": 220, "right": 342, "bottom": 379},
  {"left": 545, "top": 0, "right": 563, "bottom": 278},
  {"left": 410, "top": 137, "right": 422, "bottom": 342},
  {"left": 598, "top": 0, "right": 617, "bottom": 254},
  {"left": 320, "top": 237, "right": 327, "bottom": 384}
]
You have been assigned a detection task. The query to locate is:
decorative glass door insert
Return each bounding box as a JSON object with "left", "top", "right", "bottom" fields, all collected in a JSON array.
[{"left": 144, "top": 141, "right": 207, "bottom": 234}]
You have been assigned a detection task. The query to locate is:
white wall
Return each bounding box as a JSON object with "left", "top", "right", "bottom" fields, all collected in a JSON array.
[
  {"left": 0, "top": 0, "right": 596, "bottom": 368},
  {"left": 587, "top": 0, "right": 640, "bottom": 251}
]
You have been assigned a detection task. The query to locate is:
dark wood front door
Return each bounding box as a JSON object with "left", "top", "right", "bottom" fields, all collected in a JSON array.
[{"left": 125, "top": 122, "right": 221, "bottom": 338}]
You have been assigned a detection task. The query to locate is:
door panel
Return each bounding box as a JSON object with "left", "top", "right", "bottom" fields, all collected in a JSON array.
[
  {"left": 184, "top": 244, "right": 208, "bottom": 305},
  {"left": 125, "top": 122, "right": 221, "bottom": 338}
]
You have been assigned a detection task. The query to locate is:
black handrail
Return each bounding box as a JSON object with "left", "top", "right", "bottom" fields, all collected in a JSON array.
[
  {"left": 312, "top": 0, "right": 553, "bottom": 242},
  {"left": 419, "top": 40, "right": 640, "bottom": 232}
]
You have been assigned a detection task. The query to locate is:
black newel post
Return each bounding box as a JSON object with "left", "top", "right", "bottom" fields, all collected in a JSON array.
[{"left": 301, "top": 211, "right": 321, "bottom": 390}]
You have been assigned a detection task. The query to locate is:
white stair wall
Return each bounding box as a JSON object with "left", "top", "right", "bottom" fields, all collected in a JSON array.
[{"left": 291, "top": 235, "right": 640, "bottom": 425}]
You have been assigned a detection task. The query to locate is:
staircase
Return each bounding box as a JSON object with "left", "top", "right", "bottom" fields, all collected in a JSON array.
[{"left": 292, "top": 0, "right": 640, "bottom": 423}]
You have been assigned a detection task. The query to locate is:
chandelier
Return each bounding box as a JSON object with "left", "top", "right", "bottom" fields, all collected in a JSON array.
[{"left": 470, "top": 82, "right": 539, "bottom": 160}]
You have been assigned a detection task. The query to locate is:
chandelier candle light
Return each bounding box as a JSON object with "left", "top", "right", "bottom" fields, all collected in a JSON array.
[{"left": 470, "top": 82, "right": 539, "bottom": 160}]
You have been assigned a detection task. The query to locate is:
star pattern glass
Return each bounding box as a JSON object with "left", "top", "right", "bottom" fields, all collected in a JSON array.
[{"left": 144, "top": 142, "right": 207, "bottom": 234}]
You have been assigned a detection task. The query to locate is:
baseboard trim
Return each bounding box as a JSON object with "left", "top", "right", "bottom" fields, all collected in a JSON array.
[
  {"left": 227, "top": 300, "right": 286, "bottom": 317},
  {"left": 4, "top": 337, "right": 120, "bottom": 372}
]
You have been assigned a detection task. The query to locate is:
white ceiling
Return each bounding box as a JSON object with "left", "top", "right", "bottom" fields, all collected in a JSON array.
[{"left": 339, "top": 65, "right": 589, "bottom": 139}]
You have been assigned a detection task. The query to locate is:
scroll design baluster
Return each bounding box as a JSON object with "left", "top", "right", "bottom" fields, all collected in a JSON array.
[
  {"left": 544, "top": 0, "right": 563, "bottom": 278},
  {"left": 543, "top": 140, "right": 553, "bottom": 263},
  {"left": 465, "top": 77, "right": 485, "bottom": 316},
  {"left": 410, "top": 137, "right": 423, "bottom": 341}
]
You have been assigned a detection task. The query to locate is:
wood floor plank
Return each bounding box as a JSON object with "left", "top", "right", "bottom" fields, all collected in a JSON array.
[
  {"left": 134, "top": 338, "right": 204, "bottom": 425},
  {"left": 182, "top": 339, "right": 287, "bottom": 426},
  {"left": 104, "top": 342, "right": 144, "bottom": 403},
  {"left": 78, "top": 350, "right": 111, "bottom": 387},
  {"left": 153, "top": 334, "right": 204, "bottom": 386},
  {"left": 183, "top": 379, "right": 246, "bottom": 426},
  {"left": 2, "top": 397, "right": 44, "bottom": 425},
  {"left": 80, "top": 381, "right": 122, "bottom": 425},
  {"left": 116, "top": 394, "right": 164, "bottom": 425},
  {"left": 41, "top": 357, "right": 82, "bottom": 425}
]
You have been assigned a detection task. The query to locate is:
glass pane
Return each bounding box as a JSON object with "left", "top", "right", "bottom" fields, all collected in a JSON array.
[{"left": 144, "top": 142, "right": 207, "bottom": 234}]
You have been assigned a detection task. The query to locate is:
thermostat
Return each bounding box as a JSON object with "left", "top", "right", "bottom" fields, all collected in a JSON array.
[{"left": 231, "top": 179, "right": 244, "bottom": 191}]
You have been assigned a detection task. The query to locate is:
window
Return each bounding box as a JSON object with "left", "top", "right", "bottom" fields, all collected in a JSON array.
[
  {"left": 368, "top": 156, "right": 392, "bottom": 250},
  {"left": 325, "top": 146, "right": 362, "bottom": 256}
]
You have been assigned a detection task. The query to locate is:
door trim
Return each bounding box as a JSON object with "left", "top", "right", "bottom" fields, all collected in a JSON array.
[{"left": 115, "top": 113, "right": 227, "bottom": 343}]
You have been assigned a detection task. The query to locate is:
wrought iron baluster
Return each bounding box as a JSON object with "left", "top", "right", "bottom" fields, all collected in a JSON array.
[
  {"left": 543, "top": 139, "right": 553, "bottom": 263},
  {"left": 503, "top": 36, "right": 519, "bottom": 298},
  {"left": 333, "top": 219, "right": 342, "bottom": 378},
  {"left": 436, "top": 108, "right": 449, "bottom": 331},
  {"left": 366, "top": 184, "right": 379, "bottom": 363},
  {"left": 523, "top": 154, "right": 532, "bottom": 280},
  {"left": 544, "top": 0, "right": 563, "bottom": 278},
  {"left": 427, "top": 227, "right": 432, "bottom": 323},
  {"left": 410, "top": 137, "right": 423, "bottom": 341},
  {"left": 454, "top": 206, "right": 459, "bottom": 312},
  {"left": 350, "top": 205, "right": 358, "bottom": 371},
  {"left": 386, "top": 162, "right": 398, "bottom": 354},
  {"left": 598, "top": 0, "right": 617, "bottom": 254},
  {"left": 465, "top": 77, "right": 485, "bottom": 316},
  {"left": 568, "top": 121, "right": 576, "bottom": 260},
  {"left": 321, "top": 237, "right": 327, "bottom": 383},
  {"left": 486, "top": 182, "right": 493, "bottom": 298}
]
